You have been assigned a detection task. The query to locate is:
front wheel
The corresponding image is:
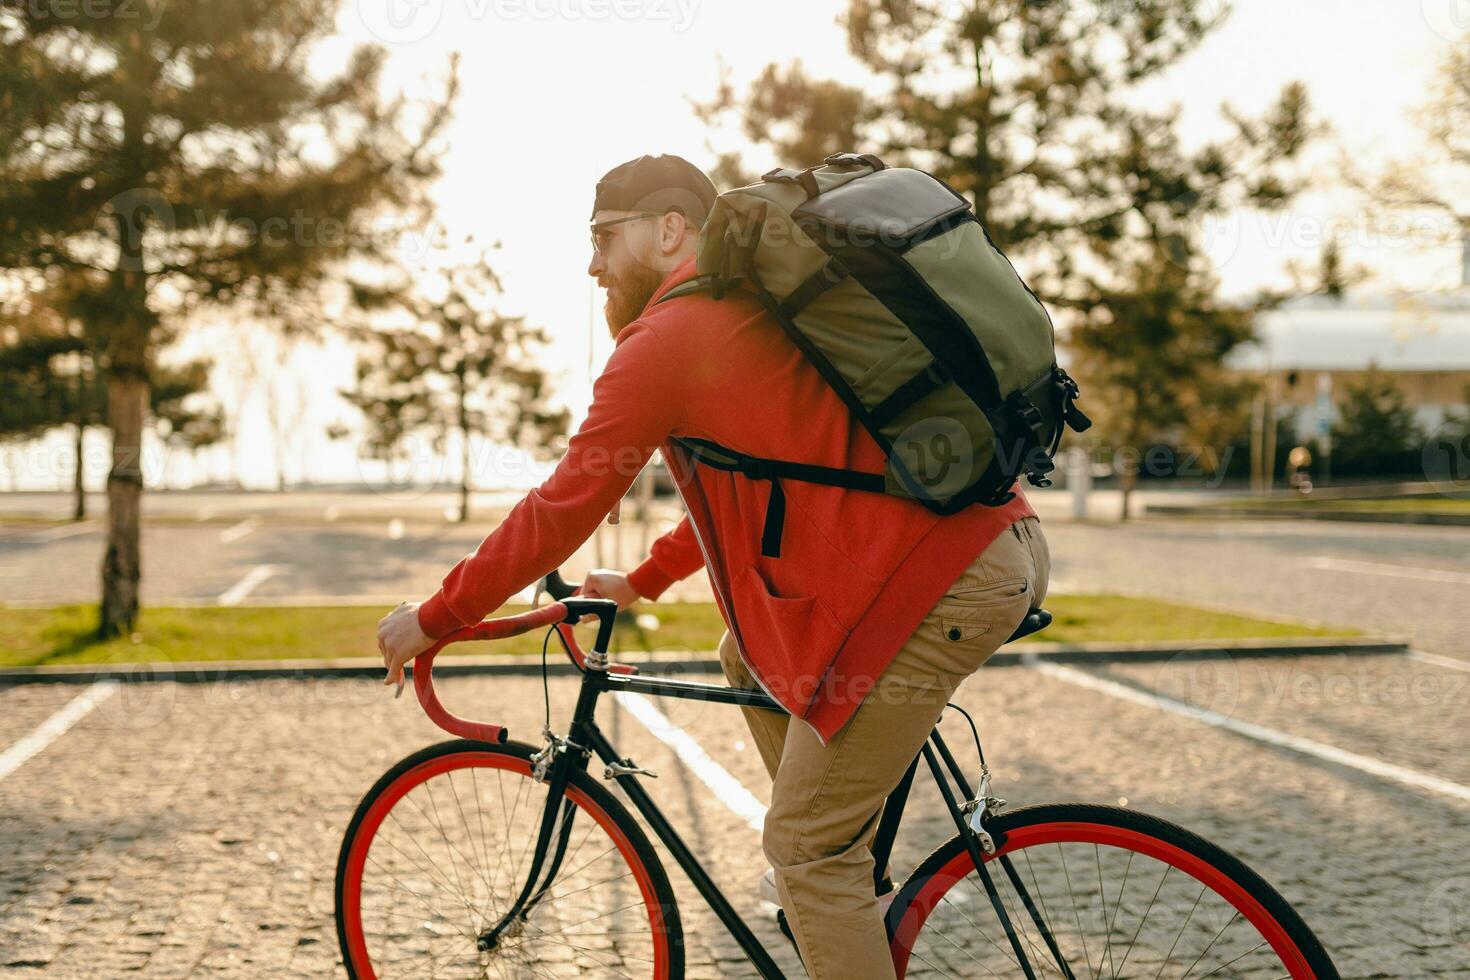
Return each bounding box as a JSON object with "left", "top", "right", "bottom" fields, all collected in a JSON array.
[
  {"left": 887, "top": 803, "right": 1337, "bottom": 979},
  {"left": 335, "top": 739, "right": 683, "bottom": 978}
]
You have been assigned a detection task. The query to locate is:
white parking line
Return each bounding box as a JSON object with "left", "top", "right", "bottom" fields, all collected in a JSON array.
[
  {"left": 613, "top": 691, "right": 768, "bottom": 832},
  {"left": 219, "top": 517, "right": 259, "bottom": 543},
  {"left": 0, "top": 681, "right": 119, "bottom": 783},
  {"left": 1300, "top": 556, "right": 1470, "bottom": 586},
  {"left": 1030, "top": 659, "right": 1470, "bottom": 805},
  {"left": 218, "top": 564, "right": 280, "bottom": 606},
  {"left": 1409, "top": 650, "right": 1470, "bottom": 673}
]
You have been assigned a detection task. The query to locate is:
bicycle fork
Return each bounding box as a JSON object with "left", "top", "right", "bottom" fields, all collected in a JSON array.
[
  {"left": 924, "top": 731, "right": 1078, "bottom": 980},
  {"left": 476, "top": 727, "right": 591, "bottom": 951}
]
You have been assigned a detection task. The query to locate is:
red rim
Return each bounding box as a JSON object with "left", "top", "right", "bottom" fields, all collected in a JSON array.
[
  {"left": 889, "top": 820, "right": 1316, "bottom": 980},
  {"left": 341, "top": 750, "right": 672, "bottom": 979}
]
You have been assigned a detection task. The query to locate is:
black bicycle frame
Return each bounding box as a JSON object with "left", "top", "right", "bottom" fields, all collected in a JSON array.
[{"left": 505, "top": 652, "right": 1072, "bottom": 980}]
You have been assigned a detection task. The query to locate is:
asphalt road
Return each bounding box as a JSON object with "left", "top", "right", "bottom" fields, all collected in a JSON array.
[{"left": 3, "top": 506, "right": 1466, "bottom": 661}]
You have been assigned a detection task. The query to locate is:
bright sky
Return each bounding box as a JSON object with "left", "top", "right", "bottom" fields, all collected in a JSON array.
[
  {"left": 9, "top": 0, "right": 1468, "bottom": 491},
  {"left": 348, "top": 0, "right": 1468, "bottom": 412}
]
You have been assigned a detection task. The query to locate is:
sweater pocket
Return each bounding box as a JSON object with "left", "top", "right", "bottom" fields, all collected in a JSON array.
[{"left": 732, "top": 566, "right": 849, "bottom": 712}]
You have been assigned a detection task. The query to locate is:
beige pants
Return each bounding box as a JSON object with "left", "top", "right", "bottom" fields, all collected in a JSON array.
[{"left": 718, "top": 516, "right": 1050, "bottom": 979}]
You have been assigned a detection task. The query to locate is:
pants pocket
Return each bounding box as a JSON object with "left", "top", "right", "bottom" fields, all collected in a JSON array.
[{"left": 933, "top": 578, "right": 1031, "bottom": 643}]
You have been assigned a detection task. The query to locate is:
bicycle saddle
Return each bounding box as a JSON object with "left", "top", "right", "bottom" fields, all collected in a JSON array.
[{"left": 1005, "top": 608, "right": 1052, "bottom": 644}]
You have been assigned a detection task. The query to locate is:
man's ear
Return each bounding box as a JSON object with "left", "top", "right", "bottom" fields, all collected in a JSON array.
[
  {"left": 657, "top": 212, "right": 695, "bottom": 256},
  {"left": 666, "top": 215, "right": 705, "bottom": 267}
]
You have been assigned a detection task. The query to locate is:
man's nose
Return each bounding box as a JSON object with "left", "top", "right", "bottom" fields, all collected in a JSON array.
[{"left": 588, "top": 250, "right": 605, "bottom": 278}]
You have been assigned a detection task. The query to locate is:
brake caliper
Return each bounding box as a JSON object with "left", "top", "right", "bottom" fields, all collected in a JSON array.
[{"left": 961, "top": 765, "right": 1007, "bottom": 854}]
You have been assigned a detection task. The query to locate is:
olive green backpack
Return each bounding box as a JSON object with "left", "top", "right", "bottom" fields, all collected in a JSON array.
[{"left": 654, "top": 152, "right": 1091, "bottom": 558}]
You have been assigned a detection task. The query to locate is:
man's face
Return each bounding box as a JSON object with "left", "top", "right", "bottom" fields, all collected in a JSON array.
[{"left": 587, "top": 209, "right": 684, "bottom": 338}]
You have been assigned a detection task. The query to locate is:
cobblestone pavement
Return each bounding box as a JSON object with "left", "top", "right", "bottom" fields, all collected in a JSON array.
[{"left": 2, "top": 648, "right": 1467, "bottom": 977}]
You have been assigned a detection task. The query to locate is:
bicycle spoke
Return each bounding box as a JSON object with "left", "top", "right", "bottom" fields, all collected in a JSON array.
[
  {"left": 1177, "top": 909, "right": 1239, "bottom": 980},
  {"left": 346, "top": 751, "right": 672, "bottom": 979},
  {"left": 950, "top": 885, "right": 1025, "bottom": 972},
  {"left": 895, "top": 821, "right": 1311, "bottom": 980},
  {"left": 1022, "top": 847, "right": 1068, "bottom": 977},
  {"left": 1094, "top": 844, "right": 1118, "bottom": 980},
  {"left": 365, "top": 851, "right": 482, "bottom": 930},
  {"left": 1151, "top": 883, "right": 1207, "bottom": 980},
  {"left": 1102, "top": 849, "right": 1134, "bottom": 980},
  {"left": 993, "top": 858, "right": 1058, "bottom": 977},
  {"left": 1057, "top": 843, "right": 1094, "bottom": 980},
  {"left": 374, "top": 821, "right": 488, "bottom": 925},
  {"left": 1115, "top": 863, "right": 1170, "bottom": 977},
  {"left": 926, "top": 905, "right": 1010, "bottom": 979},
  {"left": 906, "top": 943, "right": 961, "bottom": 979},
  {"left": 1190, "top": 938, "right": 1271, "bottom": 980},
  {"left": 542, "top": 867, "right": 634, "bottom": 905}
]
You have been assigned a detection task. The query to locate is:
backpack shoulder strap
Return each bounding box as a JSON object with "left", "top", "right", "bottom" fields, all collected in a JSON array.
[
  {"left": 672, "top": 437, "right": 885, "bottom": 558},
  {"left": 652, "top": 275, "right": 717, "bottom": 306}
]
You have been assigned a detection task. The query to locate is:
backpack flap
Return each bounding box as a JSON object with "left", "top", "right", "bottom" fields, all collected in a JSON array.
[{"left": 656, "top": 153, "right": 1088, "bottom": 558}]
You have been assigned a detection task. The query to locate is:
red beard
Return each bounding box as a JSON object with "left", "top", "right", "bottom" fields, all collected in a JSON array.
[{"left": 602, "top": 262, "right": 666, "bottom": 338}]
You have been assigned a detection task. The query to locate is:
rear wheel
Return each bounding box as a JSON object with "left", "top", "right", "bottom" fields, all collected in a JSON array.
[
  {"left": 336, "top": 739, "right": 683, "bottom": 978},
  {"left": 887, "top": 803, "right": 1337, "bottom": 979}
]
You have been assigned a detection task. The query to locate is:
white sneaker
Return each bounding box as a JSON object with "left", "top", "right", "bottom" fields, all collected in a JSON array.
[
  {"left": 759, "top": 868, "right": 897, "bottom": 915},
  {"left": 759, "top": 867, "right": 781, "bottom": 906}
]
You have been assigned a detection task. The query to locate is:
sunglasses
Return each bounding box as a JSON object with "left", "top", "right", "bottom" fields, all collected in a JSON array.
[{"left": 589, "top": 211, "right": 667, "bottom": 255}]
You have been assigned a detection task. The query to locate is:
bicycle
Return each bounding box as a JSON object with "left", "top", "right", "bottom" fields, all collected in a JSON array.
[{"left": 335, "top": 570, "right": 1340, "bottom": 979}]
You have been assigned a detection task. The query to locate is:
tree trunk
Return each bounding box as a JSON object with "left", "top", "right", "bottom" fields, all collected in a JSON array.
[
  {"left": 1119, "top": 462, "right": 1136, "bottom": 522},
  {"left": 457, "top": 366, "right": 469, "bottom": 524},
  {"left": 98, "top": 108, "right": 160, "bottom": 638},
  {"left": 100, "top": 370, "right": 147, "bottom": 638},
  {"left": 73, "top": 355, "right": 89, "bottom": 520},
  {"left": 73, "top": 421, "right": 86, "bottom": 521}
]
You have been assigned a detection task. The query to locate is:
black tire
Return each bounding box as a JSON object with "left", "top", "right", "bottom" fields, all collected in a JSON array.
[
  {"left": 335, "top": 738, "right": 685, "bottom": 979},
  {"left": 887, "top": 803, "right": 1338, "bottom": 979}
]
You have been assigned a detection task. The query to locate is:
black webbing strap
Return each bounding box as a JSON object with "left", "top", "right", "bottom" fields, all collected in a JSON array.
[
  {"left": 778, "top": 260, "right": 849, "bottom": 321},
  {"left": 673, "top": 437, "right": 886, "bottom": 558},
  {"left": 1056, "top": 367, "right": 1093, "bottom": 435},
  {"left": 655, "top": 275, "right": 715, "bottom": 303},
  {"left": 869, "top": 359, "right": 952, "bottom": 427},
  {"left": 761, "top": 166, "right": 820, "bottom": 200},
  {"left": 1000, "top": 390, "right": 1057, "bottom": 488}
]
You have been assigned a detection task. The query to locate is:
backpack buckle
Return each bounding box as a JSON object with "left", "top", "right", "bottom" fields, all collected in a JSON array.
[
  {"left": 1025, "top": 455, "right": 1056, "bottom": 489},
  {"left": 1006, "top": 392, "right": 1044, "bottom": 433}
]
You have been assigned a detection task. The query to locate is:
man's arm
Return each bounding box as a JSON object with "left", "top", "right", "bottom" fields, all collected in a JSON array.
[
  {"left": 627, "top": 514, "right": 705, "bottom": 599},
  {"left": 416, "top": 319, "right": 686, "bottom": 639}
]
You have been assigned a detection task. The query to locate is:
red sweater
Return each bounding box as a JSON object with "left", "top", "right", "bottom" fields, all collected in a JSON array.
[{"left": 419, "top": 255, "right": 1035, "bottom": 744}]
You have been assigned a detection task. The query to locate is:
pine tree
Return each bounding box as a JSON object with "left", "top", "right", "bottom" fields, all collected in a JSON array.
[
  {"left": 339, "top": 254, "right": 569, "bottom": 523},
  {"left": 699, "top": 0, "right": 1317, "bottom": 519},
  {"left": 0, "top": 0, "right": 456, "bottom": 636},
  {"left": 1331, "top": 374, "right": 1424, "bottom": 476}
]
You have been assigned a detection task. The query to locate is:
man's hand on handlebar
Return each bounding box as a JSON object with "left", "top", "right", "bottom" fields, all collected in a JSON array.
[
  {"left": 580, "top": 568, "right": 639, "bottom": 610},
  {"left": 378, "top": 599, "right": 435, "bottom": 689}
]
